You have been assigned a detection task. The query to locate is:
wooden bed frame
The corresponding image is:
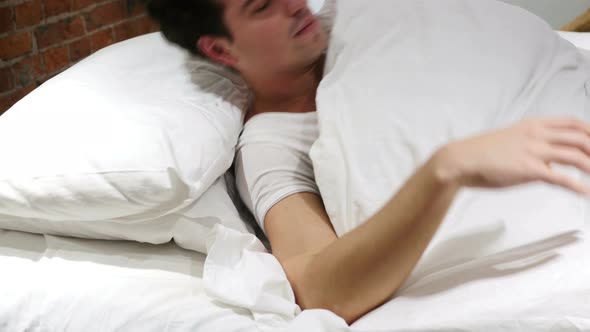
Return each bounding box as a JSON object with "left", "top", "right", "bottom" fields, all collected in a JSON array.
[{"left": 562, "top": 8, "right": 590, "bottom": 32}]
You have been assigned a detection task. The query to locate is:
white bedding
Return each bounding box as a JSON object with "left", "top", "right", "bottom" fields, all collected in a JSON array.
[
  {"left": 203, "top": 219, "right": 590, "bottom": 332},
  {"left": 3, "top": 221, "right": 589, "bottom": 331},
  {"left": 2, "top": 32, "right": 590, "bottom": 332},
  {"left": 0, "top": 229, "right": 257, "bottom": 332}
]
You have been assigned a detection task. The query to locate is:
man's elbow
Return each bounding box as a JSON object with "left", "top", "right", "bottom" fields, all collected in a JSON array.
[
  {"left": 285, "top": 262, "right": 363, "bottom": 325},
  {"left": 283, "top": 255, "right": 368, "bottom": 325},
  {"left": 294, "top": 279, "right": 363, "bottom": 325}
]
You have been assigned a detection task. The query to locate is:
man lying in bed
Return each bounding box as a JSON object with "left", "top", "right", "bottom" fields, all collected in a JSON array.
[{"left": 147, "top": 0, "right": 590, "bottom": 325}]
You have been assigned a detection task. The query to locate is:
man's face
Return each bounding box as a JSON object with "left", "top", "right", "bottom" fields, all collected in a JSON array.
[{"left": 219, "top": 0, "right": 328, "bottom": 75}]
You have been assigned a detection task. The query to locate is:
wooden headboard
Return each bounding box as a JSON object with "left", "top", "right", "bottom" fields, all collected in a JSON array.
[{"left": 562, "top": 8, "right": 590, "bottom": 32}]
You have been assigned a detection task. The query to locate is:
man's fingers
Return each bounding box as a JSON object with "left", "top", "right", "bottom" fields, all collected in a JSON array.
[
  {"left": 544, "top": 117, "right": 590, "bottom": 137},
  {"left": 539, "top": 167, "right": 590, "bottom": 196},
  {"left": 542, "top": 146, "right": 590, "bottom": 175},
  {"left": 544, "top": 130, "right": 590, "bottom": 156}
]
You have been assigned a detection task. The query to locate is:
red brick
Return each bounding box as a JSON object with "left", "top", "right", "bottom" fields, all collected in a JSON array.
[
  {"left": 15, "top": 0, "right": 44, "bottom": 29},
  {"left": 0, "top": 67, "right": 15, "bottom": 93},
  {"left": 0, "top": 84, "right": 37, "bottom": 115},
  {"left": 0, "top": 32, "right": 33, "bottom": 60},
  {"left": 45, "top": 0, "right": 73, "bottom": 17},
  {"left": 125, "top": 0, "right": 146, "bottom": 17},
  {"left": 42, "top": 46, "right": 70, "bottom": 74},
  {"left": 12, "top": 55, "right": 45, "bottom": 87},
  {"left": 69, "top": 37, "right": 91, "bottom": 62},
  {"left": 73, "top": 0, "right": 95, "bottom": 11},
  {"left": 113, "top": 17, "right": 141, "bottom": 42},
  {"left": 84, "top": 0, "right": 126, "bottom": 32},
  {"left": 148, "top": 19, "right": 160, "bottom": 33},
  {"left": 36, "top": 16, "right": 85, "bottom": 49},
  {"left": 139, "top": 15, "right": 159, "bottom": 34},
  {"left": 0, "top": 7, "right": 13, "bottom": 34},
  {"left": 90, "top": 28, "right": 114, "bottom": 52},
  {"left": 114, "top": 16, "right": 159, "bottom": 42}
]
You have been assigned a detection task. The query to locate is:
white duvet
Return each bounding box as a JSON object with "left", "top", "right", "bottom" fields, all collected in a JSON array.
[{"left": 205, "top": 225, "right": 590, "bottom": 331}]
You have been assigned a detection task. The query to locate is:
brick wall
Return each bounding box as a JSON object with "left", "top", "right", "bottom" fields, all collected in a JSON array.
[{"left": 0, "top": 0, "right": 160, "bottom": 115}]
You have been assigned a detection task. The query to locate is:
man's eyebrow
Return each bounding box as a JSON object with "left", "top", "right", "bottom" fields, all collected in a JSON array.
[{"left": 241, "top": 0, "right": 254, "bottom": 13}]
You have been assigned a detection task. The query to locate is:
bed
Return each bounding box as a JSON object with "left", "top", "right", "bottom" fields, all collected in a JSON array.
[
  {"left": 2, "top": 211, "right": 589, "bottom": 331},
  {"left": 2, "top": 5, "right": 590, "bottom": 332}
]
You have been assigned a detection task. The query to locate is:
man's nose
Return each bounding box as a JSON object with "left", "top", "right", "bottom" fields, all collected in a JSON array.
[{"left": 284, "top": 0, "right": 308, "bottom": 16}]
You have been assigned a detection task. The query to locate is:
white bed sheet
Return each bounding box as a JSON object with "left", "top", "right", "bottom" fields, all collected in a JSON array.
[{"left": 0, "top": 229, "right": 257, "bottom": 332}]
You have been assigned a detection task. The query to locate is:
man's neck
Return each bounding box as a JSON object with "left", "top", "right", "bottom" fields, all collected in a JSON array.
[{"left": 245, "top": 55, "right": 325, "bottom": 118}]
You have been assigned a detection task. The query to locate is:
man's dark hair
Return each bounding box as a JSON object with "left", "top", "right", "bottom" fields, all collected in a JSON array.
[{"left": 147, "top": 0, "right": 231, "bottom": 58}]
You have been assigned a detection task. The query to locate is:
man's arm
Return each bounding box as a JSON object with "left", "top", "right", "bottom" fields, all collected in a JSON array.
[
  {"left": 266, "top": 118, "right": 590, "bottom": 325},
  {"left": 266, "top": 152, "right": 458, "bottom": 325}
]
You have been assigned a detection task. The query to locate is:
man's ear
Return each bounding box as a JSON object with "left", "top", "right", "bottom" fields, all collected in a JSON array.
[{"left": 197, "top": 36, "right": 238, "bottom": 67}]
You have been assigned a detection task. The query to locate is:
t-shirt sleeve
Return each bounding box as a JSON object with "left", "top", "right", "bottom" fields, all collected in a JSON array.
[{"left": 235, "top": 141, "right": 320, "bottom": 234}]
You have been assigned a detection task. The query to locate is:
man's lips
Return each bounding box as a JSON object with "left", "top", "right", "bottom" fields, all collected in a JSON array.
[{"left": 293, "top": 16, "right": 317, "bottom": 37}]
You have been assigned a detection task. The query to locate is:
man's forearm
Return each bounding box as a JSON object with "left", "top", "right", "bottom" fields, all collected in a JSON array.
[{"left": 297, "top": 150, "right": 461, "bottom": 324}]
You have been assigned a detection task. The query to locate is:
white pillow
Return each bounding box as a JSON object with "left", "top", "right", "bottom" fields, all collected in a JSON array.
[
  {"left": 311, "top": 0, "right": 589, "bottom": 251},
  {"left": 307, "top": 0, "right": 323, "bottom": 13},
  {"left": 0, "top": 32, "right": 252, "bottom": 251},
  {"left": 0, "top": 175, "right": 254, "bottom": 253}
]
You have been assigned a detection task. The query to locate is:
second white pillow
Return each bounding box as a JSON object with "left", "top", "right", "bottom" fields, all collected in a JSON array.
[{"left": 311, "top": 0, "right": 590, "bottom": 249}]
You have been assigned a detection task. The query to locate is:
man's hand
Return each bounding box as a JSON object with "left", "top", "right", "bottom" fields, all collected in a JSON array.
[{"left": 436, "top": 117, "right": 590, "bottom": 196}]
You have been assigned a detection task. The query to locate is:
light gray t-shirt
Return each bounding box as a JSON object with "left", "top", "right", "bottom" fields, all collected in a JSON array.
[{"left": 234, "top": 112, "right": 320, "bottom": 233}]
